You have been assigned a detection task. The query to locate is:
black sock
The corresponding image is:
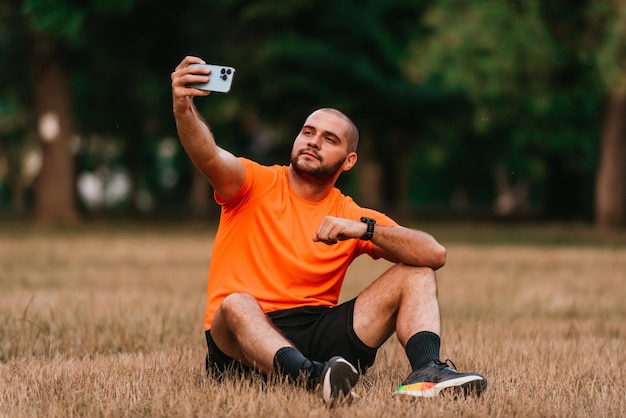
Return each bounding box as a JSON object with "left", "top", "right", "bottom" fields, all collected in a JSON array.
[
  {"left": 273, "top": 347, "right": 313, "bottom": 380},
  {"left": 405, "top": 331, "right": 441, "bottom": 371}
]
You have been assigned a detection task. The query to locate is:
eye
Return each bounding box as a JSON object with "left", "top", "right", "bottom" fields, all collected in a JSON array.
[{"left": 325, "top": 136, "right": 336, "bottom": 143}]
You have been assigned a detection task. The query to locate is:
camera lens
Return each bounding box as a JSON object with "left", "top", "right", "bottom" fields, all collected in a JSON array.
[
  {"left": 221, "top": 69, "right": 226, "bottom": 74},
  {"left": 221, "top": 74, "right": 228, "bottom": 81},
  {"left": 227, "top": 69, "right": 232, "bottom": 75}
]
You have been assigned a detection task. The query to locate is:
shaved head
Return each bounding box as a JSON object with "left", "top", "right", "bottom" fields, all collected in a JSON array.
[{"left": 314, "top": 108, "right": 359, "bottom": 153}]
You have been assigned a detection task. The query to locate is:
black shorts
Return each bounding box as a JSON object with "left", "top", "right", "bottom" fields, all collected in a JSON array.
[{"left": 205, "top": 297, "right": 377, "bottom": 376}]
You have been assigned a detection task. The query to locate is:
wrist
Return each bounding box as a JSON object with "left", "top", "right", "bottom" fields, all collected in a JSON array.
[{"left": 360, "top": 217, "right": 376, "bottom": 240}]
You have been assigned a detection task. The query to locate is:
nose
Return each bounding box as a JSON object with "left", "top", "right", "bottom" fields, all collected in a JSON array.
[{"left": 307, "top": 134, "right": 321, "bottom": 149}]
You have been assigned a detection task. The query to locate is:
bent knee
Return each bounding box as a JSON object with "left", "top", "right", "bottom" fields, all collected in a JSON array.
[
  {"left": 219, "top": 292, "right": 258, "bottom": 316},
  {"left": 393, "top": 263, "right": 437, "bottom": 279},
  {"left": 393, "top": 264, "right": 438, "bottom": 292}
]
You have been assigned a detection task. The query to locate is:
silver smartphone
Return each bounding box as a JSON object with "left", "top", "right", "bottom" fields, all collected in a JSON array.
[{"left": 187, "top": 64, "right": 236, "bottom": 93}]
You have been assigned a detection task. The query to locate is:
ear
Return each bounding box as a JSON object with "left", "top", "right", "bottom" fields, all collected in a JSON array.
[{"left": 342, "top": 152, "right": 357, "bottom": 171}]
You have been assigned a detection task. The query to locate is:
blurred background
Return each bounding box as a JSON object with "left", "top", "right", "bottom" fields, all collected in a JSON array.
[{"left": 0, "top": 0, "right": 625, "bottom": 229}]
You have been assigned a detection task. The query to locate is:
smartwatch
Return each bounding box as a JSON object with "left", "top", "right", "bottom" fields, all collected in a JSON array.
[{"left": 360, "top": 217, "right": 376, "bottom": 240}]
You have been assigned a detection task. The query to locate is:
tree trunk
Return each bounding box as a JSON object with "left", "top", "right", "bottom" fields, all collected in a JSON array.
[
  {"left": 32, "top": 42, "right": 79, "bottom": 224},
  {"left": 595, "top": 90, "right": 626, "bottom": 229}
]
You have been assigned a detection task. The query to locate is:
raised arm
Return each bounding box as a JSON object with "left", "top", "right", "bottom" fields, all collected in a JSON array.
[
  {"left": 171, "top": 56, "right": 245, "bottom": 201},
  {"left": 313, "top": 216, "right": 446, "bottom": 269}
]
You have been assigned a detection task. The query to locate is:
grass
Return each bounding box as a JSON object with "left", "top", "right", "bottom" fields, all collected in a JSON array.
[{"left": 0, "top": 222, "right": 624, "bottom": 417}]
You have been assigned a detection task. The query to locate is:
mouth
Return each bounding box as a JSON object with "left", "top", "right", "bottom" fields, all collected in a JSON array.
[{"left": 299, "top": 149, "right": 321, "bottom": 161}]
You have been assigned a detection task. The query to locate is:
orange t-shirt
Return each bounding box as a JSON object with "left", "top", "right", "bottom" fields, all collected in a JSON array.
[{"left": 204, "top": 158, "right": 398, "bottom": 330}]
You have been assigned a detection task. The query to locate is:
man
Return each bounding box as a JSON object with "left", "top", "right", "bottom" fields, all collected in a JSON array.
[{"left": 171, "top": 56, "right": 487, "bottom": 406}]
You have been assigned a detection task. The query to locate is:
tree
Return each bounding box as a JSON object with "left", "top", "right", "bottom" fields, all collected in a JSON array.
[
  {"left": 17, "top": 0, "right": 143, "bottom": 223},
  {"left": 212, "top": 0, "right": 449, "bottom": 213},
  {"left": 19, "top": 0, "right": 87, "bottom": 223},
  {"left": 410, "top": 0, "right": 620, "bottom": 223},
  {"left": 31, "top": 37, "right": 79, "bottom": 223},
  {"left": 3, "top": 0, "right": 240, "bottom": 220},
  {"left": 588, "top": 0, "right": 626, "bottom": 228}
]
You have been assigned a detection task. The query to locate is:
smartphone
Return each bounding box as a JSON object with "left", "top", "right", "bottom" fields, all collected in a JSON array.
[{"left": 187, "top": 64, "right": 236, "bottom": 93}]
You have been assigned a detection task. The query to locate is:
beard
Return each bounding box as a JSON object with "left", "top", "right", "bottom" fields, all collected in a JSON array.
[{"left": 290, "top": 150, "right": 346, "bottom": 184}]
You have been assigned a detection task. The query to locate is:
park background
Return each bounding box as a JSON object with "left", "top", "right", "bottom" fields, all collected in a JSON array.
[
  {"left": 1, "top": 1, "right": 625, "bottom": 417},
  {"left": 1, "top": 0, "right": 625, "bottom": 227}
]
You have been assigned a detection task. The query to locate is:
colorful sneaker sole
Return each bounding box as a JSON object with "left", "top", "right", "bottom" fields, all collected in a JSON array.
[{"left": 394, "top": 374, "right": 487, "bottom": 398}]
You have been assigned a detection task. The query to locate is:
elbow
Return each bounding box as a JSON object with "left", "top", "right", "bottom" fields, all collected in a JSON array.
[{"left": 432, "top": 245, "right": 447, "bottom": 270}]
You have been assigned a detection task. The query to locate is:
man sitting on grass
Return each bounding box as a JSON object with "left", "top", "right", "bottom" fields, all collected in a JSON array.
[{"left": 171, "top": 56, "right": 487, "bottom": 407}]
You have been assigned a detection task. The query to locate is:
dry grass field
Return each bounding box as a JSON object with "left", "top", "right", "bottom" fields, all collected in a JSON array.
[{"left": 0, "top": 222, "right": 624, "bottom": 417}]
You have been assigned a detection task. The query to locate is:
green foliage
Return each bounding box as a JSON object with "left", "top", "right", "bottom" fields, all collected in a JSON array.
[
  {"left": 588, "top": 2, "right": 626, "bottom": 92},
  {"left": 0, "top": 91, "right": 21, "bottom": 135},
  {"left": 415, "top": 1, "right": 561, "bottom": 121},
  {"left": 21, "top": 0, "right": 141, "bottom": 46},
  {"left": 222, "top": 0, "right": 426, "bottom": 118},
  {"left": 21, "top": 0, "right": 85, "bottom": 40},
  {"left": 0, "top": 0, "right": 622, "bottom": 219},
  {"left": 401, "top": 0, "right": 607, "bottom": 217}
]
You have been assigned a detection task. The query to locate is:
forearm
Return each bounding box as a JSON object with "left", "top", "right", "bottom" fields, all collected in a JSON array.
[
  {"left": 174, "top": 104, "right": 219, "bottom": 175},
  {"left": 174, "top": 105, "right": 245, "bottom": 200},
  {"left": 313, "top": 216, "right": 446, "bottom": 269},
  {"left": 371, "top": 225, "right": 446, "bottom": 269}
]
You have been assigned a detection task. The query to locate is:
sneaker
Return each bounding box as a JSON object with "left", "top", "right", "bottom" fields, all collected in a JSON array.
[
  {"left": 317, "top": 356, "right": 359, "bottom": 407},
  {"left": 394, "top": 359, "right": 487, "bottom": 398}
]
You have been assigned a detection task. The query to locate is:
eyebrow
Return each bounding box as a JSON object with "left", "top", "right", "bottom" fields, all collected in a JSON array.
[{"left": 302, "top": 125, "right": 342, "bottom": 143}]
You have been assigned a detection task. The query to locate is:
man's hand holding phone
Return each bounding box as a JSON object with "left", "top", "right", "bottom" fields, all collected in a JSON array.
[
  {"left": 171, "top": 56, "right": 210, "bottom": 112},
  {"left": 171, "top": 56, "right": 236, "bottom": 113},
  {"left": 186, "top": 63, "right": 235, "bottom": 93}
]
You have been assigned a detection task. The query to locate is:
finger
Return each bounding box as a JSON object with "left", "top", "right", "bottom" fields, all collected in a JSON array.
[
  {"left": 312, "top": 234, "right": 337, "bottom": 245},
  {"left": 175, "top": 55, "right": 206, "bottom": 72},
  {"left": 314, "top": 225, "right": 341, "bottom": 245},
  {"left": 313, "top": 222, "right": 328, "bottom": 242},
  {"left": 173, "top": 72, "right": 210, "bottom": 87},
  {"left": 312, "top": 229, "right": 329, "bottom": 242},
  {"left": 312, "top": 229, "right": 330, "bottom": 243},
  {"left": 172, "top": 61, "right": 212, "bottom": 83},
  {"left": 173, "top": 85, "right": 211, "bottom": 99}
]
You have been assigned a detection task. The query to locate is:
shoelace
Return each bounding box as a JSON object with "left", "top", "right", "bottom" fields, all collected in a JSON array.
[
  {"left": 398, "top": 358, "right": 461, "bottom": 386},
  {"left": 435, "top": 358, "right": 458, "bottom": 371}
]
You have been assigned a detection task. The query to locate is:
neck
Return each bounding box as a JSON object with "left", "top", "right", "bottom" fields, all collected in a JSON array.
[{"left": 287, "top": 165, "right": 336, "bottom": 202}]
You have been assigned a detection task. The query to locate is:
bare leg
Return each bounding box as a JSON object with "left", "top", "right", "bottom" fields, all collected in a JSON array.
[
  {"left": 353, "top": 264, "right": 488, "bottom": 398},
  {"left": 210, "top": 292, "right": 365, "bottom": 405},
  {"left": 210, "top": 292, "right": 293, "bottom": 373},
  {"left": 352, "top": 264, "right": 441, "bottom": 348}
]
